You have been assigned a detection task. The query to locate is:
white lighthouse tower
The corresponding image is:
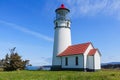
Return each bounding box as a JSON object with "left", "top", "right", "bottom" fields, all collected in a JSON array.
[{"left": 52, "top": 4, "right": 71, "bottom": 70}]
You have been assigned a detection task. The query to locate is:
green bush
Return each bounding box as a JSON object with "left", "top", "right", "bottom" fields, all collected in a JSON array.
[{"left": 0, "top": 67, "right": 4, "bottom": 71}]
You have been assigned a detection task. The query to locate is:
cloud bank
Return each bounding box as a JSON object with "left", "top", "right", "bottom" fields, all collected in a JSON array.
[
  {"left": 60, "top": 0, "right": 120, "bottom": 19},
  {"left": 0, "top": 20, "right": 53, "bottom": 42}
]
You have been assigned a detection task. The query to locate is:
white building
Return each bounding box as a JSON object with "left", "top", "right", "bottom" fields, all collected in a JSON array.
[{"left": 52, "top": 4, "right": 101, "bottom": 71}]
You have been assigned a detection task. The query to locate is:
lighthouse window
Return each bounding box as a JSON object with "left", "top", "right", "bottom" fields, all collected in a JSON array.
[
  {"left": 65, "top": 57, "right": 68, "bottom": 66},
  {"left": 75, "top": 56, "right": 78, "bottom": 66},
  {"left": 57, "top": 11, "right": 65, "bottom": 19},
  {"left": 67, "top": 22, "right": 69, "bottom": 26},
  {"left": 56, "top": 22, "right": 58, "bottom": 26}
]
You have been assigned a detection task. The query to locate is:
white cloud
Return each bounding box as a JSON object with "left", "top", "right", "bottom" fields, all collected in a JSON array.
[
  {"left": 0, "top": 20, "right": 53, "bottom": 42},
  {"left": 61, "top": 0, "right": 120, "bottom": 19}
]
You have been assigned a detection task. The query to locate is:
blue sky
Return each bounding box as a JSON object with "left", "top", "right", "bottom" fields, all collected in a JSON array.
[{"left": 0, "top": 0, "right": 120, "bottom": 66}]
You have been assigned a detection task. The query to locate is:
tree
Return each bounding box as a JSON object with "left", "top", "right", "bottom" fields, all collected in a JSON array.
[
  {"left": 3, "top": 47, "right": 29, "bottom": 71},
  {"left": 3, "top": 54, "right": 10, "bottom": 71},
  {"left": 0, "top": 59, "right": 4, "bottom": 67}
]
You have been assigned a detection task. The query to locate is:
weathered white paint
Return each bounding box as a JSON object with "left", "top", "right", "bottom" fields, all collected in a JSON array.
[
  {"left": 61, "top": 55, "right": 84, "bottom": 68},
  {"left": 94, "top": 51, "right": 101, "bottom": 70}
]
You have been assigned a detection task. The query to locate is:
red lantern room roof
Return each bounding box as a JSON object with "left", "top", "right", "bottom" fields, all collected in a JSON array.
[
  {"left": 60, "top": 4, "right": 65, "bottom": 8},
  {"left": 55, "top": 4, "right": 70, "bottom": 12}
]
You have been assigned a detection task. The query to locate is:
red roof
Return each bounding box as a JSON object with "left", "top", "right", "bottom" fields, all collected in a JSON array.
[
  {"left": 58, "top": 42, "right": 91, "bottom": 56},
  {"left": 88, "top": 49, "right": 97, "bottom": 56},
  {"left": 60, "top": 4, "right": 65, "bottom": 8},
  {"left": 55, "top": 4, "right": 70, "bottom": 12}
]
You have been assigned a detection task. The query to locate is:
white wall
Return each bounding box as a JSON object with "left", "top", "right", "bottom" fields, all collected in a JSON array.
[
  {"left": 84, "top": 44, "right": 94, "bottom": 68},
  {"left": 94, "top": 51, "right": 101, "bottom": 70},
  {"left": 52, "top": 20, "right": 71, "bottom": 66},
  {"left": 54, "top": 28, "right": 71, "bottom": 55},
  {"left": 87, "top": 51, "right": 101, "bottom": 70},
  {"left": 61, "top": 55, "right": 84, "bottom": 68},
  {"left": 52, "top": 28, "right": 71, "bottom": 65},
  {"left": 87, "top": 56, "right": 94, "bottom": 69}
]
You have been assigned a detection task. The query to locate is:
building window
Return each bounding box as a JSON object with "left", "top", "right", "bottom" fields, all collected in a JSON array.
[
  {"left": 65, "top": 57, "right": 68, "bottom": 66},
  {"left": 75, "top": 56, "right": 78, "bottom": 66}
]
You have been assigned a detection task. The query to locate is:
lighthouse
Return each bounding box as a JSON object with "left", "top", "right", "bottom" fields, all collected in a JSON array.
[
  {"left": 51, "top": 4, "right": 101, "bottom": 71},
  {"left": 52, "top": 4, "right": 71, "bottom": 69}
]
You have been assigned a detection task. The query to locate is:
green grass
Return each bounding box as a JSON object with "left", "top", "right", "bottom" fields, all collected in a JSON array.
[{"left": 0, "top": 70, "right": 120, "bottom": 80}]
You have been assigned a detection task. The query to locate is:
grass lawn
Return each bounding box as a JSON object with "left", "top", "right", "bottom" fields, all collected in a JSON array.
[{"left": 0, "top": 69, "right": 120, "bottom": 80}]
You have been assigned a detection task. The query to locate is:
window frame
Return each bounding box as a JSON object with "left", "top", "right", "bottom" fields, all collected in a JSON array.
[
  {"left": 65, "top": 57, "right": 68, "bottom": 66},
  {"left": 75, "top": 56, "right": 78, "bottom": 66}
]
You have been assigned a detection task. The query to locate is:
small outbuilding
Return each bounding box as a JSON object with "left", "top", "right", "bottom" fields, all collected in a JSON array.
[{"left": 58, "top": 42, "right": 101, "bottom": 71}]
